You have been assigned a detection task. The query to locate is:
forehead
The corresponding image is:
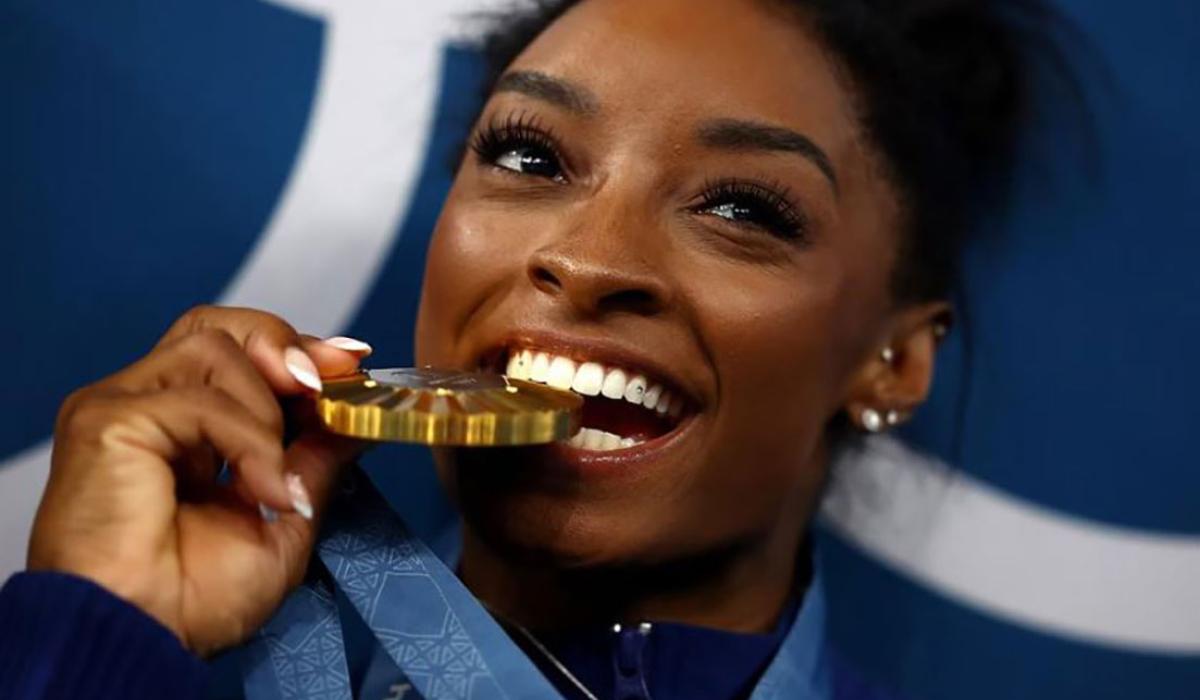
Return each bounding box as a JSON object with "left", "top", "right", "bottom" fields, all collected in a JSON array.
[{"left": 507, "top": 0, "right": 860, "bottom": 160}]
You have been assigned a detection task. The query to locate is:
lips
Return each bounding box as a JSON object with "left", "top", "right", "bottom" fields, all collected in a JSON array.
[{"left": 487, "top": 344, "right": 694, "bottom": 453}]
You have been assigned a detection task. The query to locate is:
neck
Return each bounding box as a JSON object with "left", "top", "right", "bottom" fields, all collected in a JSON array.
[{"left": 459, "top": 517, "right": 809, "bottom": 635}]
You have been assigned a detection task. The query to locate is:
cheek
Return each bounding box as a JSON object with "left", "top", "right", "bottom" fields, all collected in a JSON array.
[
  {"left": 704, "top": 215, "right": 897, "bottom": 431},
  {"left": 688, "top": 231, "right": 894, "bottom": 502},
  {"left": 691, "top": 262, "right": 857, "bottom": 486},
  {"left": 712, "top": 268, "right": 849, "bottom": 421},
  {"left": 415, "top": 196, "right": 527, "bottom": 365}
]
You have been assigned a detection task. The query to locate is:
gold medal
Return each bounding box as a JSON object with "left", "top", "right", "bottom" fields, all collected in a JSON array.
[{"left": 315, "top": 368, "right": 582, "bottom": 446}]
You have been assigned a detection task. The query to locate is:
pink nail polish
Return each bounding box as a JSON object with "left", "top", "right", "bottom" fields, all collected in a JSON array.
[
  {"left": 284, "top": 347, "right": 322, "bottom": 393},
  {"left": 286, "top": 473, "right": 314, "bottom": 521},
  {"left": 324, "top": 336, "right": 373, "bottom": 355}
]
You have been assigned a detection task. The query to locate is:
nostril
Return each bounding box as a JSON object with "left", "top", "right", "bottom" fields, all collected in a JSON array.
[
  {"left": 528, "top": 250, "right": 667, "bottom": 315},
  {"left": 601, "top": 288, "right": 659, "bottom": 314},
  {"left": 529, "top": 265, "right": 562, "bottom": 293}
]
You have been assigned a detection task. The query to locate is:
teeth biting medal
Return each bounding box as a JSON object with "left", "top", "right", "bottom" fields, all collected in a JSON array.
[
  {"left": 315, "top": 367, "right": 583, "bottom": 446},
  {"left": 502, "top": 348, "right": 685, "bottom": 451}
]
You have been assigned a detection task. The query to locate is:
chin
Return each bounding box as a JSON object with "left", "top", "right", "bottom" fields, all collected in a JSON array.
[{"left": 440, "top": 446, "right": 659, "bottom": 570}]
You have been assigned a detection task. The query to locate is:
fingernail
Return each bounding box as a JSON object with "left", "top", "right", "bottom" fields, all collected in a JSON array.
[
  {"left": 284, "top": 347, "right": 322, "bottom": 393},
  {"left": 323, "top": 336, "right": 373, "bottom": 356},
  {"left": 286, "top": 473, "right": 314, "bottom": 521},
  {"left": 258, "top": 502, "right": 279, "bottom": 523}
]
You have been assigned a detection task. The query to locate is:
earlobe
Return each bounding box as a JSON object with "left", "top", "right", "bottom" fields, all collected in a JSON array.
[
  {"left": 842, "top": 302, "right": 951, "bottom": 433},
  {"left": 856, "top": 406, "right": 912, "bottom": 433}
]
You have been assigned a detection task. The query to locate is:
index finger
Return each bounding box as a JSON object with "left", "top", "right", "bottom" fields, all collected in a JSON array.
[{"left": 159, "top": 305, "right": 371, "bottom": 395}]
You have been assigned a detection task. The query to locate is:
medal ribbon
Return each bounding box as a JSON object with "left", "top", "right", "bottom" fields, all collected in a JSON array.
[{"left": 241, "top": 469, "right": 829, "bottom": 699}]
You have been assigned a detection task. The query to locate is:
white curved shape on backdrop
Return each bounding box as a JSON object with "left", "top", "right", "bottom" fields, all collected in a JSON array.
[
  {"left": 822, "top": 435, "right": 1200, "bottom": 655},
  {"left": 242, "top": 0, "right": 482, "bottom": 334},
  {"left": 0, "top": 443, "right": 56, "bottom": 576},
  {"left": 2, "top": 0, "right": 1199, "bottom": 659},
  {"left": 0, "top": 0, "right": 482, "bottom": 580}
]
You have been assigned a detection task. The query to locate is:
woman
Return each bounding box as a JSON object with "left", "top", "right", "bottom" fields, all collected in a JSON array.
[{"left": 0, "top": 0, "right": 1029, "bottom": 698}]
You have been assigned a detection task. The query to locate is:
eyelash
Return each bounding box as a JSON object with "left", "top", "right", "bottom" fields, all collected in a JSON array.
[
  {"left": 470, "top": 112, "right": 567, "bottom": 182},
  {"left": 692, "top": 178, "right": 808, "bottom": 242},
  {"left": 470, "top": 112, "right": 807, "bottom": 242}
]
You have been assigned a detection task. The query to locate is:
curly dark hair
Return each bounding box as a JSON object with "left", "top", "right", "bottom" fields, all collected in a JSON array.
[{"left": 471, "top": 0, "right": 1051, "bottom": 304}]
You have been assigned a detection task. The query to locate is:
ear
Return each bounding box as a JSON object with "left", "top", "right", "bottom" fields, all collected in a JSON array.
[{"left": 843, "top": 301, "right": 952, "bottom": 432}]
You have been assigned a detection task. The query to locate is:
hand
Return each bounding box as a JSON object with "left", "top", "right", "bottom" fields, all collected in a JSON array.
[{"left": 27, "top": 305, "right": 373, "bottom": 656}]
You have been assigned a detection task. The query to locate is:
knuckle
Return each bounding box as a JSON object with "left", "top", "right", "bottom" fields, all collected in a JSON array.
[
  {"left": 173, "top": 327, "right": 242, "bottom": 365},
  {"left": 56, "top": 387, "right": 86, "bottom": 423},
  {"left": 185, "top": 326, "right": 238, "bottom": 352},
  {"left": 55, "top": 390, "right": 136, "bottom": 445},
  {"left": 222, "top": 305, "right": 295, "bottom": 336},
  {"left": 179, "top": 304, "right": 219, "bottom": 329},
  {"left": 243, "top": 312, "right": 299, "bottom": 346},
  {"left": 55, "top": 387, "right": 96, "bottom": 436},
  {"left": 56, "top": 386, "right": 122, "bottom": 433},
  {"left": 236, "top": 305, "right": 286, "bottom": 324},
  {"left": 163, "top": 304, "right": 220, "bottom": 340}
]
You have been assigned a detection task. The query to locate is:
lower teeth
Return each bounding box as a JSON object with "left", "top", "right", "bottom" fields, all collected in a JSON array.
[{"left": 566, "top": 427, "right": 643, "bottom": 451}]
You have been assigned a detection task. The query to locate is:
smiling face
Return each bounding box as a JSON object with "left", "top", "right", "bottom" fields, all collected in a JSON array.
[{"left": 415, "top": 0, "right": 936, "bottom": 579}]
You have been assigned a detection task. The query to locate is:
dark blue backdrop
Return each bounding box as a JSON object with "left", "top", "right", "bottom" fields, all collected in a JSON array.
[{"left": 2, "top": 0, "right": 1197, "bottom": 698}]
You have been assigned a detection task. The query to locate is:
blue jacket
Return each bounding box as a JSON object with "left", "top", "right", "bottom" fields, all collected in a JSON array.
[
  {"left": 0, "top": 478, "right": 897, "bottom": 700},
  {"left": 0, "top": 567, "right": 896, "bottom": 700}
]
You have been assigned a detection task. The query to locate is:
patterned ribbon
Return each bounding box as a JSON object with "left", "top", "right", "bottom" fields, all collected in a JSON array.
[{"left": 242, "top": 469, "right": 829, "bottom": 700}]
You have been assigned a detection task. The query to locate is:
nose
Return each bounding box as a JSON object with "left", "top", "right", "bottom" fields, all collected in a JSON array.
[{"left": 526, "top": 212, "right": 670, "bottom": 318}]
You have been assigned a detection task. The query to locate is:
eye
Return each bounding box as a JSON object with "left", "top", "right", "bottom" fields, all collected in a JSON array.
[
  {"left": 692, "top": 179, "right": 807, "bottom": 242},
  {"left": 494, "top": 145, "right": 562, "bottom": 179},
  {"left": 471, "top": 112, "right": 567, "bottom": 183}
]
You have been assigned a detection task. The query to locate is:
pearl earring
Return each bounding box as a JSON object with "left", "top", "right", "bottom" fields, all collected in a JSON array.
[
  {"left": 880, "top": 347, "right": 896, "bottom": 363},
  {"left": 886, "top": 409, "right": 903, "bottom": 426},
  {"left": 861, "top": 408, "right": 884, "bottom": 433}
]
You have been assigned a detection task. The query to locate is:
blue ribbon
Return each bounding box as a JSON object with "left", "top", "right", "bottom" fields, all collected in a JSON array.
[{"left": 242, "top": 469, "right": 829, "bottom": 699}]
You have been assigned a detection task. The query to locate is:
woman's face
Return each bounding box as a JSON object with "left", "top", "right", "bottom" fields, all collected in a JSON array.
[{"left": 416, "top": 0, "right": 913, "bottom": 569}]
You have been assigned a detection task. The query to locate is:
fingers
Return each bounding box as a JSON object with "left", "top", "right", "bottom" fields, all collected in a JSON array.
[
  {"left": 66, "top": 305, "right": 375, "bottom": 518},
  {"left": 286, "top": 432, "right": 366, "bottom": 516},
  {"left": 260, "top": 431, "right": 368, "bottom": 586},
  {"left": 35, "top": 307, "right": 375, "bottom": 654},
  {"left": 129, "top": 329, "right": 286, "bottom": 437},
  {"left": 158, "top": 305, "right": 370, "bottom": 395},
  {"left": 159, "top": 389, "right": 293, "bottom": 510},
  {"left": 58, "top": 386, "right": 293, "bottom": 511},
  {"left": 299, "top": 335, "right": 369, "bottom": 381}
]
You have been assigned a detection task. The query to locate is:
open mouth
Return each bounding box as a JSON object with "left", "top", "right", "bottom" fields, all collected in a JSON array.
[{"left": 487, "top": 347, "right": 693, "bottom": 452}]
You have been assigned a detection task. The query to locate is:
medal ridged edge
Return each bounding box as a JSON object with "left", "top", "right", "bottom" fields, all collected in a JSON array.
[{"left": 315, "top": 371, "right": 582, "bottom": 446}]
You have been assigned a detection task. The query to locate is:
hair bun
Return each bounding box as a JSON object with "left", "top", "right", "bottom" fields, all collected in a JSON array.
[{"left": 898, "top": 0, "right": 1025, "bottom": 175}]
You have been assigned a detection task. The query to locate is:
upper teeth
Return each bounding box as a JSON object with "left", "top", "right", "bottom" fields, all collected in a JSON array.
[{"left": 504, "top": 349, "right": 682, "bottom": 424}]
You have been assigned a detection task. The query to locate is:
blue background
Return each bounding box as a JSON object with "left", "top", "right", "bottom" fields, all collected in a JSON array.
[{"left": 2, "top": 0, "right": 1198, "bottom": 697}]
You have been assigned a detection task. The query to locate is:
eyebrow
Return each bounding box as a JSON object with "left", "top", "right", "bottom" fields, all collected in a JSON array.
[
  {"left": 698, "top": 119, "right": 839, "bottom": 192},
  {"left": 492, "top": 72, "right": 838, "bottom": 192},
  {"left": 493, "top": 70, "right": 600, "bottom": 116}
]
